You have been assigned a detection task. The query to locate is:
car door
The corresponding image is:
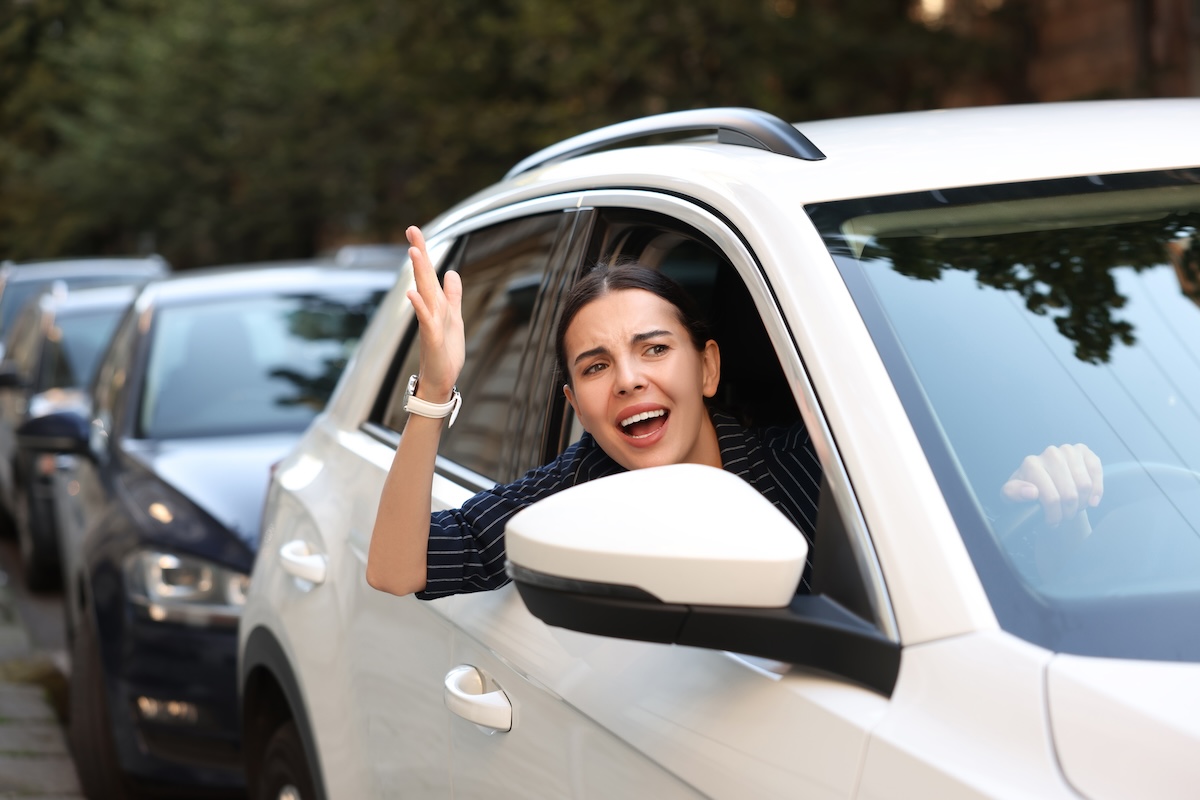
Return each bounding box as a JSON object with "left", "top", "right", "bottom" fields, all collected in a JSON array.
[
  {"left": 443, "top": 195, "right": 896, "bottom": 798},
  {"left": 57, "top": 302, "right": 141, "bottom": 637},
  {"left": 341, "top": 209, "right": 579, "bottom": 797}
]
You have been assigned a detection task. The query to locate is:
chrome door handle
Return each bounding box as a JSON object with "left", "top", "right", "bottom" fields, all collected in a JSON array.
[
  {"left": 279, "top": 540, "right": 327, "bottom": 584},
  {"left": 443, "top": 665, "right": 512, "bottom": 732}
]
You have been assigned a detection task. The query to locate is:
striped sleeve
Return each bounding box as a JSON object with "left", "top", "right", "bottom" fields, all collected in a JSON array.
[{"left": 416, "top": 436, "right": 621, "bottom": 600}]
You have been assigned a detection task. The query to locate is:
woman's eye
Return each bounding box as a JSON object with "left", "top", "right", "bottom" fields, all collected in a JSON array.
[
  {"left": 646, "top": 344, "right": 669, "bottom": 356},
  {"left": 582, "top": 362, "right": 606, "bottom": 376}
]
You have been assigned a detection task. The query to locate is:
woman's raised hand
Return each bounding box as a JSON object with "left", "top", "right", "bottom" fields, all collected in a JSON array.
[{"left": 405, "top": 225, "right": 464, "bottom": 402}]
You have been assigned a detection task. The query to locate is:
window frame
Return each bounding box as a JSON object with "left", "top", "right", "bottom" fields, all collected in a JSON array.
[
  {"left": 533, "top": 189, "right": 898, "bottom": 643},
  {"left": 364, "top": 203, "right": 585, "bottom": 489}
]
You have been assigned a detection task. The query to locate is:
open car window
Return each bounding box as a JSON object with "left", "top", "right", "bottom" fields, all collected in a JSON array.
[{"left": 544, "top": 208, "right": 886, "bottom": 631}]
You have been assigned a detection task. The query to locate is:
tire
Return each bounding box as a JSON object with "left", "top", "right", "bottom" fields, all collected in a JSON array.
[
  {"left": 67, "top": 616, "right": 144, "bottom": 800},
  {"left": 17, "top": 488, "right": 58, "bottom": 592},
  {"left": 255, "top": 719, "right": 317, "bottom": 800}
]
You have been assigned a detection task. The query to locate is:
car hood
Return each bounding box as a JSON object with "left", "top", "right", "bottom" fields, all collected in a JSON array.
[
  {"left": 1047, "top": 654, "right": 1200, "bottom": 799},
  {"left": 123, "top": 432, "right": 300, "bottom": 551}
]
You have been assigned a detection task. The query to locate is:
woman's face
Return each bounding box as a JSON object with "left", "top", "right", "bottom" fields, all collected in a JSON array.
[{"left": 562, "top": 288, "right": 721, "bottom": 471}]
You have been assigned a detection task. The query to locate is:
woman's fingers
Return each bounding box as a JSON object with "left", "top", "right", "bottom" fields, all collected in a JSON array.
[
  {"left": 1082, "top": 445, "right": 1104, "bottom": 507},
  {"left": 408, "top": 225, "right": 442, "bottom": 309},
  {"left": 1003, "top": 444, "right": 1104, "bottom": 525},
  {"left": 403, "top": 225, "right": 466, "bottom": 396}
]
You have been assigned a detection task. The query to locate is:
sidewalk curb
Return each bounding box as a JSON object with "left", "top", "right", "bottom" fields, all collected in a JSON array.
[{"left": 0, "top": 571, "right": 83, "bottom": 799}]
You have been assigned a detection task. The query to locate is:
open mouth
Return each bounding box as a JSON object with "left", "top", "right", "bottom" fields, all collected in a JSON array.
[{"left": 619, "top": 409, "right": 668, "bottom": 439}]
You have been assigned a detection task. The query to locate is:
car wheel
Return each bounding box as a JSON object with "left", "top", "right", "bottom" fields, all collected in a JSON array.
[
  {"left": 68, "top": 614, "right": 144, "bottom": 800},
  {"left": 17, "top": 489, "right": 57, "bottom": 592},
  {"left": 255, "top": 719, "right": 317, "bottom": 800}
]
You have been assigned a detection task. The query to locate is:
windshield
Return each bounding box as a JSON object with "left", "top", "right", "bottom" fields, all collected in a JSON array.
[
  {"left": 0, "top": 274, "right": 151, "bottom": 339},
  {"left": 140, "top": 289, "right": 384, "bottom": 439},
  {"left": 810, "top": 169, "right": 1200, "bottom": 662}
]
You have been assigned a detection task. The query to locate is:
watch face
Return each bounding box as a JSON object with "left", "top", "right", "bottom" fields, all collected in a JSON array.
[{"left": 406, "top": 374, "right": 418, "bottom": 396}]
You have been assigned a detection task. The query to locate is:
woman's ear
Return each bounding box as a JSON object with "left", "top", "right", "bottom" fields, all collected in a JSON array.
[
  {"left": 702, "top": 339, "right": 720, "bottom": 398},
  {"left": 563, "top": 383, "right": 583, "bottom": 426}
]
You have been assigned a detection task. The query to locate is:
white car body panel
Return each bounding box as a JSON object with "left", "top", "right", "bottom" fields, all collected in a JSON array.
[
  {"left": 859, "top": 631, "right": 1074, "bottom": 799},
  {"left": 254, "top": 419, "right": 458, "bottom": 797},
  {"left": 448, "top": 585, "right": 888, "bottom": 799},
  {"left": 1047, "top": 655, "right": 1200, "bottom": 800}
]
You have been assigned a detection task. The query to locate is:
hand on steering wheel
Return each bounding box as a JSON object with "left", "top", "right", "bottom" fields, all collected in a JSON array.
[{"left": 1002, "top": 443, "right": 1104, "bottom": 526}]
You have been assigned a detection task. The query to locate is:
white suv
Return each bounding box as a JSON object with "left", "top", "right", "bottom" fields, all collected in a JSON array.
[{"left": 238, "top": 100, "right": 1200, "bottom": 800}]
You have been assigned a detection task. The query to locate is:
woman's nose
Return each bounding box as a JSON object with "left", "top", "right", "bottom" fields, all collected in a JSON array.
[{"left": 613, "top": 360, "right": 645, "bottom": 394}]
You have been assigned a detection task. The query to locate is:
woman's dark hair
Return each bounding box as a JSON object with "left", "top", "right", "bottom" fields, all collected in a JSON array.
[{"left": 554, "top": 260, "right": 712, "bottom": 385}]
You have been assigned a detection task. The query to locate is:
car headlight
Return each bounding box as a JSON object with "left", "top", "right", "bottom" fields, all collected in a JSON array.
[{"left": 124, "top": 550, "right": 249, "bottom": 628}]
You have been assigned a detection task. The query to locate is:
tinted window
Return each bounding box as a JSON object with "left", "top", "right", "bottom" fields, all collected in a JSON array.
[
  {"left": 3, "top": 302, "right": 41, "bottom": 375},
  {"left": 141, "top": 290, "right": 384, "bottom": 439},
  {"left": 0, "top": 282, "right": 50, "bottom": 340},
  {"left": 38, "top": 309, "right": 126, "bottom": 392},
  {"left": 91, "top": 306, "right": 138, "bottom": 446},
  {"left": 386, "top": 214, "right": 565, "bottom": 480},
  {"left": 813, "top": 170, "right": 1200, "bottom": 661}
]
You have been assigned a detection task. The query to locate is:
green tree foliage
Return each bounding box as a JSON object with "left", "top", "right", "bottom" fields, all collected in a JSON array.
[{"left": 1, "top": 0, "right": 1014, "bottom": 267}]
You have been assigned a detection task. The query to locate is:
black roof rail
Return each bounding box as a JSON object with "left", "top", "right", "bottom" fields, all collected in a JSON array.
[{"left": 505, "top": 107, "right": 826, "bottom": 180}]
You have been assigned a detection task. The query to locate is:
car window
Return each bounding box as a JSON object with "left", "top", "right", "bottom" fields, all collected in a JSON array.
[
  {"left": 0, "top": 281, "right": 51, "bottom": 341},
  {"left": 382, "top": 213, "right": 567, "bottom": 481},
  {"left": 37, "top": 309, "right": 126, "bottom": 392},
  {"left": 4, "top": 302, "right": 42, "bottom": 376},
  {"left": 91, "top": 305, "right": 139, "bottom": 443},
  {"left": 812, "top": 169, "right": 1200, "bottom": 660},
  {"left": 548, "top": 209, "right": 882, "bottom": 622},
  {"left": 557, "top": 212, "right": 802, "bottom": 446}
]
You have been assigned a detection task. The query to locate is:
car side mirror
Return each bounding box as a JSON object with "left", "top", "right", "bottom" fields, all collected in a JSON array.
[
  {"left": 16, "top": 410, "right": 92, "bottom": 456},
  {"left": 505, "top": 463, "right": 900, "bottom": 696},
  {"left": 0, "top": 360, "right": 27, "bottom": 390}
]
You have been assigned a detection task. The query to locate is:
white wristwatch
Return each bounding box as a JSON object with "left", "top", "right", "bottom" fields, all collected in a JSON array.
[{"left": 403, "top": 374, "right": 462, "bottom": 427}]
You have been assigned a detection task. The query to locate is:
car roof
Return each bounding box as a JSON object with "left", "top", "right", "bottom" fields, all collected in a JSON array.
[
  {"left": 36, "top": 283, "right": 140, "bottom": 317},
  {"left": 427, "top": 98, "right": 1200, "bottom": 232},
  {"left": 134, "top": 263, "right": 396, "bottom": 309},
  {"left": 0, "top": 256, "right": 169, "bottom": 282}
]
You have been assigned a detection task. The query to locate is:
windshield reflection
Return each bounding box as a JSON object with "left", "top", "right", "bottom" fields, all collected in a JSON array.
[{"left": 814, "top": 170, "right": 1200, "bottom": 662}]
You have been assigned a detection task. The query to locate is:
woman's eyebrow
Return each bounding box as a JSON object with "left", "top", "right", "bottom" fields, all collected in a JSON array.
[
  {"left": 631, "top": 329, "right": 673, "bottom": 344},
  {"left": 572, "top": 345, "right": 609, "bottom": 366},
  {"left": 572, "top": 330, "right": 676, "bottom": 366}
]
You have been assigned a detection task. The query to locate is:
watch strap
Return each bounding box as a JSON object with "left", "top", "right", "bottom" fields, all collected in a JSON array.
[{"left": 403, "top": 375, "right": 461, "bottom": 427}]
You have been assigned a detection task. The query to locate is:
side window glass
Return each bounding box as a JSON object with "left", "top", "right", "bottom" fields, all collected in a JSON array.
[
  {"left": 557, "top": 211, "right": 884, "bottom": 627},
  {"left": 385, "top": 213, "right": 566, "bottom": 480},
  {"left": 5, "top": 304, "right": 41, "bottom": 376},
  {"left": 556, "top": 223, "right": 800, "bottom": 453},
  {"left": 92, "top": 307, "right": 138, "bottom": 433}
]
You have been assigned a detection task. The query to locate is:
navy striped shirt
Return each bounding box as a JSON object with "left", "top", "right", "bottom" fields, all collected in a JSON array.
[{"left": 417, "top": 411, "right": 821, "bottom": 600}]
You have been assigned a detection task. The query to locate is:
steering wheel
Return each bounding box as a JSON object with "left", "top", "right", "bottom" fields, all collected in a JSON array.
[
  {"left": 1001, "top": 461, "right": 1200, "bottom": 539},
  {"left": 999, "top": 461, "right": 1200, "bottom": 592}
]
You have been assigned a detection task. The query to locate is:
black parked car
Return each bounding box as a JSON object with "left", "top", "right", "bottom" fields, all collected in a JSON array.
[
  {"left": 0, "top": 284, "right": 138, "bottom": 590},
  {"left": 0, "top": 256, "right": 169, "bottom": 358},
  {"left": 19, "top": 263, "right": 393, "bottom": 799}
]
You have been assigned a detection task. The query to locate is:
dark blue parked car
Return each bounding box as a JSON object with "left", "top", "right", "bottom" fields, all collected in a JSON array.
[
  {"left": 0, "top": 284, "right": 139, "bottom": 590},
  {"left": 19, "top": 263, "right": 392, "bottom": 799}
]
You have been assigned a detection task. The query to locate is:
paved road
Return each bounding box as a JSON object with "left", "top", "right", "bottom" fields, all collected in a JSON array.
[{"left": 0, "top": 534, "right": 84, "bottom": 798}]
